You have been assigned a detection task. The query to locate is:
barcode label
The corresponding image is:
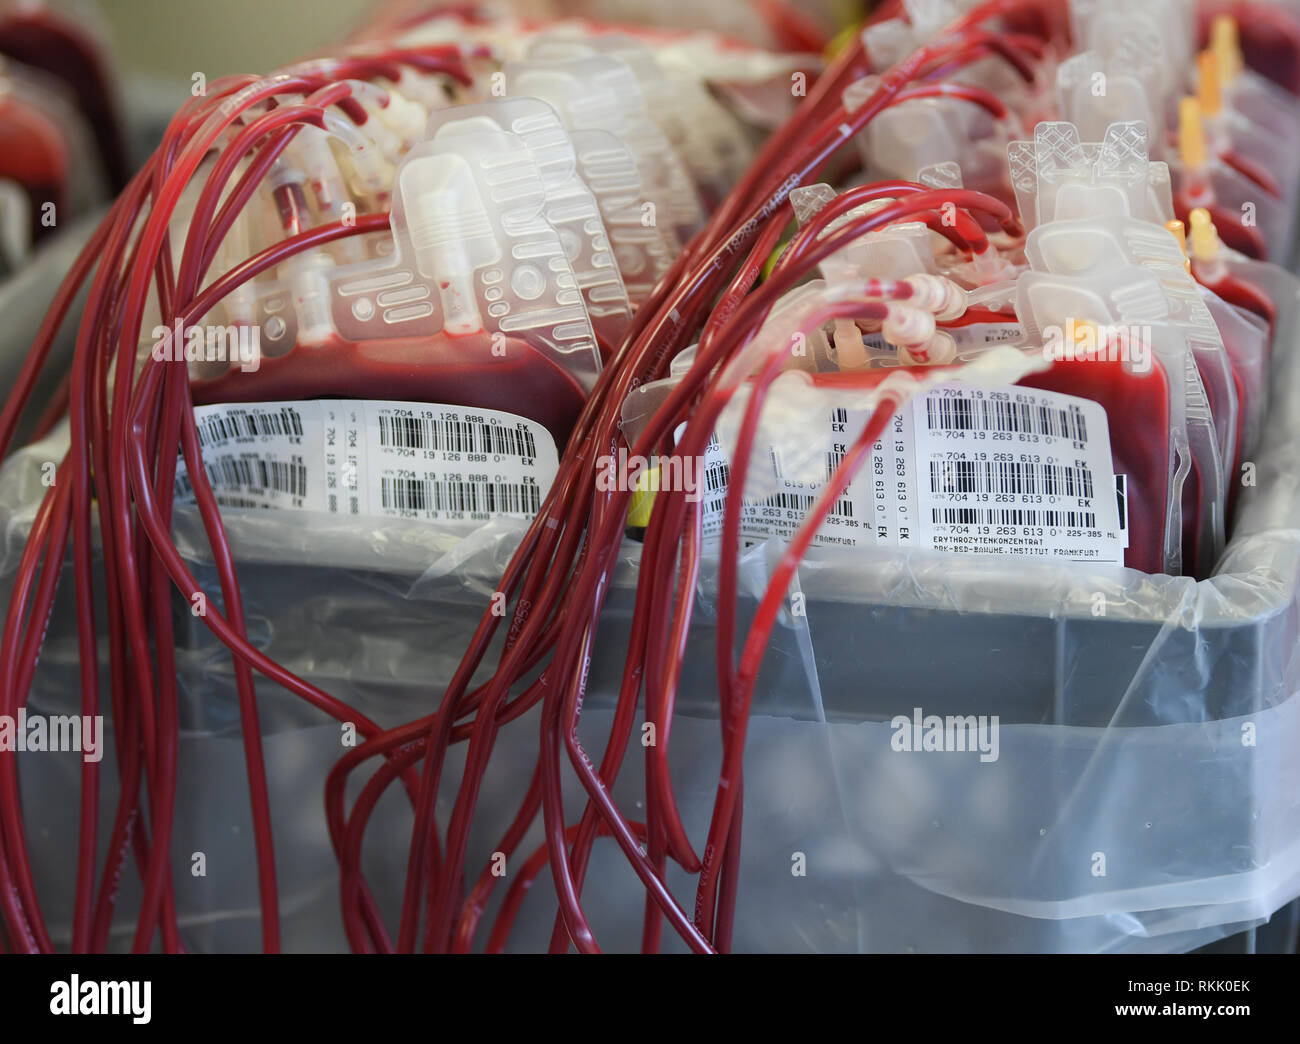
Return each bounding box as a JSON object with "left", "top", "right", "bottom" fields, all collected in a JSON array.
[
  {"left": 756, "top": 489, "right": 853, "bottom": 516},
  {"left": 174, "top": 456, "right": 306, "bottom": 498},
  {"left": 914, "top": 385, "right": 1123, "bottom": 563},
  {"left": 925, "top": 396, "right": 1088, "bottom": 445},
  {"left": 196, "top": 406, "right": 305, "bottom": 447},
  {"left": 694, "top": 406, "right": 860, "bottom": 544},
  {"left": 379, "top": 475, "right": 542, "bottom": 515},
  {"left": 376, "top": 414, "right": 538, "bottom": 459},
  {"left": 175, "top": 399, "right": 558, "bottom": 522},
  {"left": 216, "top": 456, "right": 307, "bottom": 497},
  {"left": 931, "top": 507, "right": 1098, "bottom": 528},
  {"left": 928, "top": 459, "right": 1095, "bottom": 498},
  {"left": 696, "top": 385, "right": 1123, "bottom": 563},
  {"left": 824, "top": 447, "right": 854, "bottom": 516},
  {"left": 704, "top": 459, "right": 730, "bottom": 495},
  {"left": 174, "top": 469, "right": 300, "bottom": 511},
  {"left": 699, "top": 450, "right": 853, "bottom": 518}
]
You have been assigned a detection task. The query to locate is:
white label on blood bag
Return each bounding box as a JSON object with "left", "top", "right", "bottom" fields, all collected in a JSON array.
[
  {"left": 174, "top": 399, "right": 559, "bottom": 523},
  {"left": 912, "top": 385, "right": 1124, "bottom": 563},
  {"left": 697, "top": 383, "right": 1125, "bottom": 564},
  {"left": 693, "top": 421, "right": 869, "bottom": 549}
]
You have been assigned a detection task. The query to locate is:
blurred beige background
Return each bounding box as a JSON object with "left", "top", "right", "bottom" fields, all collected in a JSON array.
[{"left": 99, "top": 0, "right": 376, "bottom": 79}]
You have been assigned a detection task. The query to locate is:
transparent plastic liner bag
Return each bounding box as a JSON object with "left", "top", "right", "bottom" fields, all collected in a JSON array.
[{"left": 4, "top": 250, "right": 1300, "bottom": 954}]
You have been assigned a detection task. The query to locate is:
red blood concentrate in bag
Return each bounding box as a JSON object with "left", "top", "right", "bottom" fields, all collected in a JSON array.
[{"left": 190, "top": 330, "right": 589, "bottom": 448}]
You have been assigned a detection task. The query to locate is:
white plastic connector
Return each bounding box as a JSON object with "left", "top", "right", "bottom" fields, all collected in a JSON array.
[
  {"left": 362, "top": 117, "right": 405, "bottom": 166},
  {"left": 323, "top": 112, "right": 393, "bottom": 200},
  {"left": 287, "top": 127, "right": 346, "bottom": 219},
  {"left": 882, "top": 303, "right": 936, "bottom": 351},
  {"left": 832, "top": 318, "right": 867, "bottom": 370},
  {"left": 898, "top": 331, "right": 957, "bottom": 365},
  {"left": 390, "top": 67, "right": 452, "bottom": 112},
  {"left": 374, "top": 88, "right": 429, "bottom": 149},
  {"left": 338, "top": 82, "right": 407, "bottom": 164},
  {"left": 903, "top": 273, "right": 966, "bottom": 321},
  {"left": 286, "top": 250, "right": 335, "bottom": 345},
  {"left": 266, "top": 161, "right": 337, "bottom": 344},
  {"left": 401, "top": 152, "right": 495, "bottom": 335},
  {"left": 286, "top": 125, "right": 367, "bottom": 264}
]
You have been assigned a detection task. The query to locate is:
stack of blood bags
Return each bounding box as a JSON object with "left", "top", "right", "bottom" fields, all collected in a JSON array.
[{"left": 0, "top": 0, "right": 1299, "bottom": 955}]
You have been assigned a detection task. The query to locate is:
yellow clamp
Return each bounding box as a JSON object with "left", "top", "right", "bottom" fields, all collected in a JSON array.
[
  {"left": 1197, "top": 50, "right": 1221, "bottom": 117},
  {"left": 1211, "top": 14, "right": 1244, "bottom": 84},
  {"left": 627, "top": 465, "right": 660, "bottom": 528},
  {"left": 1188, "top": 207, "right": 1221, "bottom": 264},
  {"left": 1178, "top": 96, "right": 1207, "bottom": 172},
  {"left": 1165, "top": 219, "right": 1192, "bottom": 271}
]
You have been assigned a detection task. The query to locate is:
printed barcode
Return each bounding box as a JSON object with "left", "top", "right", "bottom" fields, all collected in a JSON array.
[
  {"left": 931, "top": 507, "right": 1098, "bottom": 528},
  {"left": 925, "top": 396, "right": 1088, "bottom": 444},
  {"left": 172, "top": 483, "right": 266, "bottom": 510},
  {"left": 704, "top": 490, "right": 853, "bottom": 519},
  {"left": 176, "top": 456, "right": 307, "bottom": 498},
  {"left": 703, "top": 456, "right": 852, "bottom": 517},
  {"left": 377, "top": 414, "right": 538, "bottom": 458},
  {"left": 763, "top": 490, "right": 853, "bottom": 516},
  {"left": 823, "top": 446, "right": 853, "bottom": 516},
  {"left": 196, "top": 407, "right": 304, "bottom": 447},
  {"left": 928, "top": 459, "right": 1095, "bottom": 498},
  {"left": 704, "top": 460, "right": 730, "bottom": 494},
  {"left": 379, "top": 475, "right": 542, "bottom": 516}
]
